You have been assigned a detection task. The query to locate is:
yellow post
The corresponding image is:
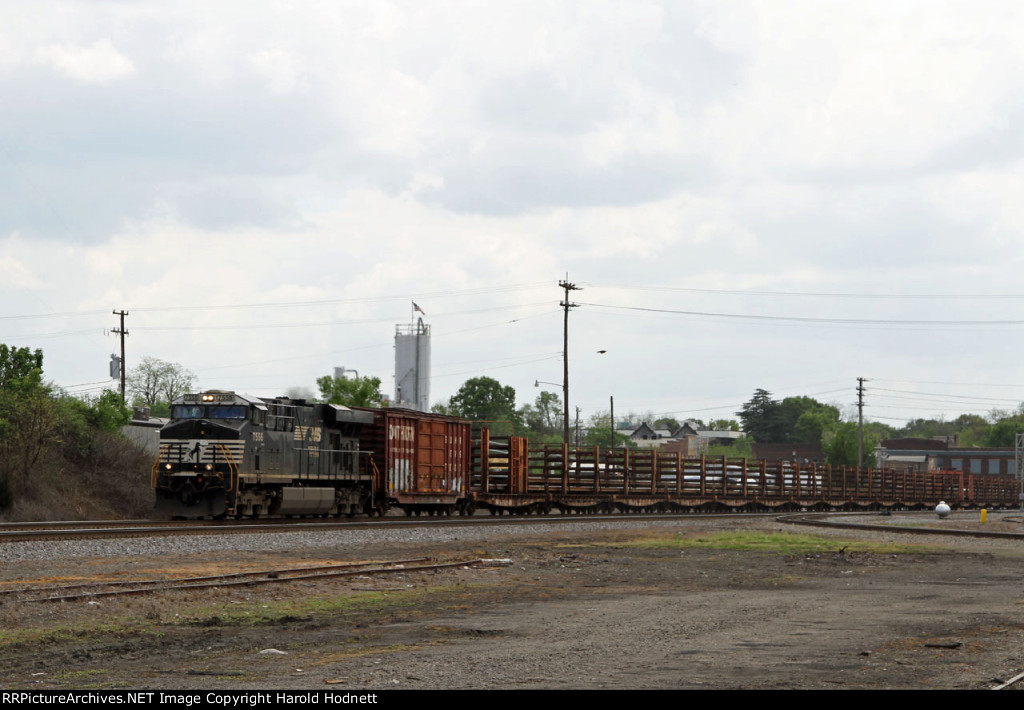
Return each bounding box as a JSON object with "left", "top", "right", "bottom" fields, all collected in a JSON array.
[{"left": 981, "top": 508, "right": 988, "bottom": 524}]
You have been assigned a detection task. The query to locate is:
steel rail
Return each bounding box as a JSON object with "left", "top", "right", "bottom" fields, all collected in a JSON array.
[
  {"left": 0, "top": 511, "right": 781, "bottom": 543},
  {"left": 21, "top": 558, "right": 500, "bottom": 603},
  {"left": 0, "top": 557, "right": 431, "bottom": 598},
  {"left": 778, "top": 512, "right": 1024, "bottom": 540}
]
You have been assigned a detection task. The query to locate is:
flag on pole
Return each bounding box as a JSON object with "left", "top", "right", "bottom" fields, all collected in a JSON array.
[{"left": 413, "top": 301, "right": 426, "bottom": 315}]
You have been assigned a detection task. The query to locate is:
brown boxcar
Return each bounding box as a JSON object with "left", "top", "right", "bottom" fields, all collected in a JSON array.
[{"left": 357, "top": 408, "right": 472, "bottom": 515}]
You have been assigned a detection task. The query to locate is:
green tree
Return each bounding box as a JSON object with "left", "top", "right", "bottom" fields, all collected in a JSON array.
[
  {"left": 651, "top": 417, "right": 679, "bottom": 432},
  {"left": 518, "top": 391, "right": 564, "bottom": 443},
  {"left": 0, "top": 344, "right": 44, "bottom": 392},
  {"left": 985, "top": 418, "right": 1024, "bottom": 447},
  {"left": 584, "top": 411, "right": 635, "bottom": 448},
  {"left": 316, "top": 374, "right": 385, "bottom": 407},
  {"left": 86, "top": 389, "right": 132, "bottom": 432},
  {"left": 447, "top": 377, "right": 517, "bottom": 422},
  {"left": 794, "top": 407, "right": 841, "bottom": 445},
  {"left": 0, "top": 345, "right": 57, "bottom": 499},
  {"left": 737, "top": 389, "right": 783, "bottom": 442},
  {"left": 823, "top": 422, "right": 881, "bottom": 467},
  {"left": 778, "top": 397, "right": 840, "bottom": 443},
  {"left": 954, "top": 413, "right": 990, "bottom": 447}
]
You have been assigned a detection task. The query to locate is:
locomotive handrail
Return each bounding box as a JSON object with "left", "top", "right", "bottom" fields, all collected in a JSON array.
[
  {"left": 212, "top": 443, "right": 239, "bottom": 492},
  {"left": 150, "top": 444, "right": 171, "bottom": 489}
]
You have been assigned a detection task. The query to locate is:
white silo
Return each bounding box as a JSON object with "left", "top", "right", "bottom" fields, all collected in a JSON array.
[{"left": 394, "top": 318, "right": 431, "bottom": 411}]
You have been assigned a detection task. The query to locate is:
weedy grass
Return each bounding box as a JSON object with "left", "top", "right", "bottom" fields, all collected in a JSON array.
[
  {"left": 619, "top": 530, "right": 942, "bottom": 555},
  {"left": 0, "top": 583, "right": 477, "bottom": 652},
  {"left": 171, "top": 583, "right": 473, "bottom": 628}
]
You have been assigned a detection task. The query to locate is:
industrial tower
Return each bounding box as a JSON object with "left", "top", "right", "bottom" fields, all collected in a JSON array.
[{"left": 394, "top": 318, "right": 431, "bottom": 411}]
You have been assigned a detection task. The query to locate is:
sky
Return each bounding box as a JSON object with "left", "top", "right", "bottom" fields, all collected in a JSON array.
[{"left": 4, "top": 0, "right": 1024, "bottom": 429}]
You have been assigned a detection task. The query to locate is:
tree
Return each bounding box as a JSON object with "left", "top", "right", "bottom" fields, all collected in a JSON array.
[
  {"left": 737, "top": 389, "right": 783, "bottom": 442},
  {"left": 794, "top": 407, "right": 841, "bottom": 445},
  {"left": 954, "top": 413, "right": 990, "bottom": 447},
  {"left": 316, "top": 374, "right": 385, "bottom": 407},
  {"left": 518, "top": 390, "right": 563, "bottom": 440},
  {"left": 0, "top": 345, "right": 57, "bottom": 496},
  {"left": 447, "top": 377, "right": 517, "bottom": 423},
  {"left": 822, "top": 421, "right": 882, "bottom": 467},
  {"left": 126, "top": 357, "right": 195, "bottom": 408},
  {"left": 653, "top": 417, "right": 680, "bottom": 432},
  {"left": 985, "top": 418, "right": 1024, "bottom": 447},
  {"left": 584, "top": 411, "right": 635, "bottom": 449},
  {"left": 0, "top": 344, "right": 44, "bottom": 392},
  {"left": 776, "top": 397, "right": 838, "bottom": 443},
  {"left": 85, "top": 389, "right": 132, "bottom": 432}
]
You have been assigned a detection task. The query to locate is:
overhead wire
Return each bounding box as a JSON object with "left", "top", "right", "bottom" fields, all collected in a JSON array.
[
  {"left": 11, "top": 280, "right": 1024, "bottom": 424},
  {"left": 587, "top": 283, "right": 1024, "bottom": 300}
]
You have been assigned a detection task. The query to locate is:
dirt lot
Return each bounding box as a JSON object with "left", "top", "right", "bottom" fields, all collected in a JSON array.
[{"left": 3, "top": 514, "right": 1024, "bottom": 690}]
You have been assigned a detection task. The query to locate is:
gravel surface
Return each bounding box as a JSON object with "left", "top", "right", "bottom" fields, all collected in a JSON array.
[
  {"left": 0, "top": 519, "right": 689, "bottom": 563},
  {"left": 3, "top": 511, "right": 1024, "bottom": 690}
]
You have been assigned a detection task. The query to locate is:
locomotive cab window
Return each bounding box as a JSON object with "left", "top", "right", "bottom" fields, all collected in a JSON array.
[
  {"left": 172, "top": 405, "right": 205, "bottom": 419},
  {"left": 210, "top": 405, "right": 248, "bottom": 419}
]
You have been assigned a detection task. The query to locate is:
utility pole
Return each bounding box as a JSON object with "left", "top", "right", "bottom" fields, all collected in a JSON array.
[
  {"left": 1016, "top": 432, "right": 1024, "bottom": 511},
  {"left": 112, "top": 310, "right": 128, "bottom": 403},
  {"left": 559, "top": 277, "right": 580, "bottom": 445},
  {"left": 857, "top": 377, "right": 866, "bottom": 469},
  {"left": 610, "top": 395, "right": 615, "bottom": 448}
]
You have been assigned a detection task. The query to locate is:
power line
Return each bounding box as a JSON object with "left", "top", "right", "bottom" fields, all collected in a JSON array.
[
  {"left": 870, "top": 388, "right": 1024, "bottom": 405},
  {"left": 577, "top": 302, "right": 1024, "bottom": 327},
  {"left": 590, "top": 283, "right": 1024, "bottom": 300},
  {"left": 133, "top": 302, "right": 554, "bottom": 332}
]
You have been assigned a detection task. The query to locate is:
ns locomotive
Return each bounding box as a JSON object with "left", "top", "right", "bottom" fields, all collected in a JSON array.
[{"left": 151, "top": 390, "right": 471, "bottom": 519}]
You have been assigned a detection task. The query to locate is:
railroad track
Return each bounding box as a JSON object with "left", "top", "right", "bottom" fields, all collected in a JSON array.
[
  {"left": 0, "top": 511, "right": 779, "bottom": 542},
  {"left": 2, "top": 556, "right": 509, "bottom": 603},
  {"left": 779, "top": 511, "right": 1024, "bottom": 540},
  {"left": 5, "top": 509, "right": 1021, "bottom": 543}
]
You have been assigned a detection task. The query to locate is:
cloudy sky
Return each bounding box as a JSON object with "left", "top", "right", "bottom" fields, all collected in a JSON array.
[{"left": 4, "top": 0, "right": 1024, "bottom": 428}]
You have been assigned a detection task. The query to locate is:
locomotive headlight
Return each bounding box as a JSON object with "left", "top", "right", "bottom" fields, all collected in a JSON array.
[
  {"left": 164, "top": 463, "right": 172, "bottom": 470},
  {"left": 205, "top": 463, "right": 214, "bottom": 471}
]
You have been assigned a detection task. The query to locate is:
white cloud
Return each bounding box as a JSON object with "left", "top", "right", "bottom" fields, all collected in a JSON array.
[
  {"left": 4, "top": 1, "right": 1024, "bottom": 422},
  {"left": 35, "top": 39, "right": 134, "bottom": 84}
]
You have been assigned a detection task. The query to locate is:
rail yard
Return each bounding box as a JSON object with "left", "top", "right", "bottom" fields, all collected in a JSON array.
[{"left": 3, "top": 512, "right": 1024, "bottom": 690}]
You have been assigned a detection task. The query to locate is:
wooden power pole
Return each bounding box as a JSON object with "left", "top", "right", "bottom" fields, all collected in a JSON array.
[
  {"left": 112, "top": 310, "right": 128, "bottom": 403},
  {"left": 559, "top": 278, "right": 580, "bottom": 445}
]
